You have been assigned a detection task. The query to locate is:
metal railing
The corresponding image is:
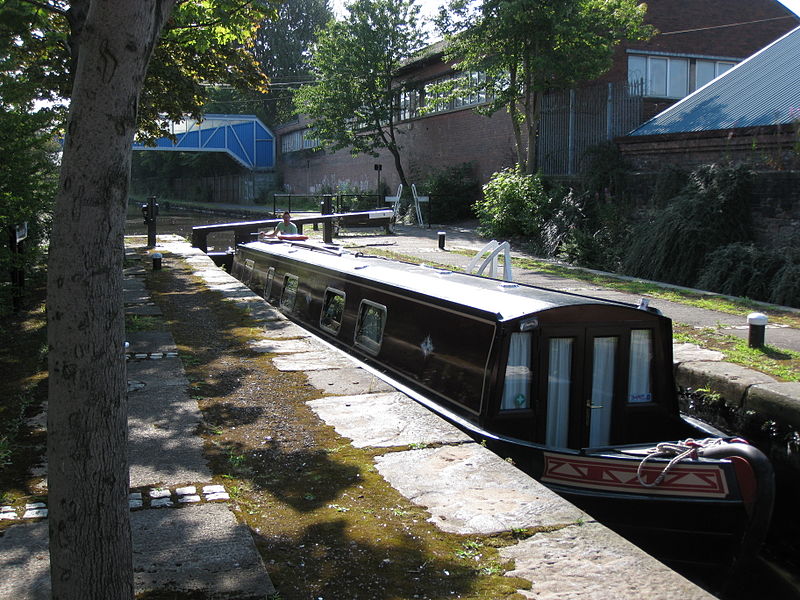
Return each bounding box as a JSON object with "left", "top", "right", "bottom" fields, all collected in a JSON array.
[{"left": 190, "top": 209, "right": 394, "bottom": 252}]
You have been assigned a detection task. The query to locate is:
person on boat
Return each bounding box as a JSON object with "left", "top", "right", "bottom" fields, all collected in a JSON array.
[{"left": 262, "top": 212, "right": 298, "bottom": 238}]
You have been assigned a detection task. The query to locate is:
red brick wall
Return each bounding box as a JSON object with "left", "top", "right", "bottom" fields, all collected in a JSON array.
[
  {"left": 618, "top": 126, "right": 800, "bottom": 245},
  {"left": 280, "top": 108, "right": 522, "bottom": 194}
]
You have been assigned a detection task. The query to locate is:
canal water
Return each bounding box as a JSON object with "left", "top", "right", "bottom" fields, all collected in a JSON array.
[{"left": 125, "top": 204, "right": 240, "bottom": 250}]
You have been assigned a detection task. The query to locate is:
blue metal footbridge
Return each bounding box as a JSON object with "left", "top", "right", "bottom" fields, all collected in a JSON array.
[{"left": 132, "top": 114, "right": 275, "bottom": 170}]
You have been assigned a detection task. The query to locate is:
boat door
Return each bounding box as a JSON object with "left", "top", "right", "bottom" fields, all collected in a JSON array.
[{"left": 538, "top": 327, "right": 632, "bottom": 449}]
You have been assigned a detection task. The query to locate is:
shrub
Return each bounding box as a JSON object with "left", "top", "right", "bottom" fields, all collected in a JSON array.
[
  {"left": 561, "top": 195, "right": 632, "bottom": 271},
  {"left": 696, "top": 243, "right": 783, "bottom": 300},
  {"left": 696, "top": 242, "right": 800, "bottom": 308},
  {"left": 621, "top": 164, "right": 754, "bottom": 286},
  {"left": 475, "top": 168, "right": 546, "bottom": 246},
  {"left": 419, "top": 163, "right": 480, "bottom": 223}
]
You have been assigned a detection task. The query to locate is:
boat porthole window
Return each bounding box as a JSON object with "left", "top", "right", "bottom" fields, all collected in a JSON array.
[
  {"left": 320, "top": 288, "right": 346, "bottom": 335},
  {"left": 628, "top": 329, "right": 653, "bottom": 403},
  {"left": 264, "top": 267, "right": 275, "bottom": 300},
  {"left": 280, "top": 274, "right": 299, "bottom": 313},
  {"left": 230, "top": 257, "right": 243, "bottom": 281},
  {"left": 242, "top": 258, "right": 255, "bottom": 287},
  {"left": 354, "top": 300, "right": 387, "bottom": 355}
]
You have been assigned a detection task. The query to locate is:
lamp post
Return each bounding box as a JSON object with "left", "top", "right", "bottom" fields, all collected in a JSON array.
[{"left": 374, "top": 163, "right": 382, "bottom": 207}]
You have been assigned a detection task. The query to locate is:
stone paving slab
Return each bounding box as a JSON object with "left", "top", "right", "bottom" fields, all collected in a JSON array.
[
  {"left": 307, "top": 391, "right": 472, "bottom": 448},
  {"left": 500, "top": 521, "right": 714, "bottom": 600},
  {"left": 249, "top": 337, "right": 328, "bottom": 354},
  {"left": 132, "top": 503, "right": 275, "bottom": 598},
  {"left": 124, "top": 287, "right": 153, "bottom": 305},
  {"left": 125, "top": 331, "right": 177, "bottom": 355},
  {"left": 305, "top": 366, "right": 395, "bottom": 396},
  {"left": 125, "top": 303, "right": 163, "bottom": 316},
  {"left": 747, "top": 381, "right": 800, "bottom": 430},
  {"left": 375, "top": 444, "right": 587, "bottom": 535},
  {"left": 127, "top": 358, "right": 211, "bottom": 488},
  {"left": 675, "top": 360, "right": 777, "bottom": 407},
  {"left": 256, "top": 307, "right": 307, "bottom": 331},
  {"left": 272, "top": 350, "right": 356, "bottom": 371},
  {"left": 0, "top": 504, "right": 274, "bottom": 600},
  {"left": 672, "top": 343, "right": 724, "bottom": 363}
]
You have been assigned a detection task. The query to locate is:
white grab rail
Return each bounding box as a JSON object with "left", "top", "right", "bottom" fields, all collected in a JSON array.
[{"left": 466, "top": 240, "right": 513, "bottom": 281}]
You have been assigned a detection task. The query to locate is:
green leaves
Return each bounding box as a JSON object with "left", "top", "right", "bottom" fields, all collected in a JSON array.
[
  {"left": 441, "top": 0, "right": 652, "bottom": 172},
  {"left": 294, "top": 0, "right": 427, "bottom": 161},
  {"left": 0, "top": 0, "right": 275, "bottom": 140}
]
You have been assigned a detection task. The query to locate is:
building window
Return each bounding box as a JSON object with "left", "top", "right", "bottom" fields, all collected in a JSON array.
[
  {"left": 629, "top": 55, "right": 687, "bottom": 99},
  {"left": 281, "top": 129, "right": 319, "bottom": 153},
  {"left": 628, "top": 53, "right": 738, "bottom": 99},
  {"left": 422, "top": 71, "right": 491, "bottom": 115},
  {"left": 398, "top": 89, "right": 420, "bottom": 121},
  {"left": 695, "top": 59, "right": 736, "bottom": 89}
]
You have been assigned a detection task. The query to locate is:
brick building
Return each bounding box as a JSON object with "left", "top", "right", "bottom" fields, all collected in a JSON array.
[
  {"left": 617, "top": 24, "right": 800, "bottom": 244},
  {"left": 276, "top": 0, "right": 798, "bottom": 195}
]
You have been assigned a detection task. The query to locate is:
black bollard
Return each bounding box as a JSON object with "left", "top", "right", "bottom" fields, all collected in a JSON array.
[
  {"left": 142, "top": 196, "right": 159, "bottom": 248},
  {"left": 748, "top": 312, "right": 768, "bottom": 348},
  {"left": 321, "top": 195, "right": 334, "bottom": 244},
  {"left": 152, "top": 252, "right": 163, "bottom": 271},
  {"left": 438, "top": 231, "right": 446, "bottom": 250}
]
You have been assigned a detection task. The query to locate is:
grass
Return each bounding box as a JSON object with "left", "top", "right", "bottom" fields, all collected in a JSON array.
[{"left": 674, "top": 326, "right": 800, "bottom": 382}]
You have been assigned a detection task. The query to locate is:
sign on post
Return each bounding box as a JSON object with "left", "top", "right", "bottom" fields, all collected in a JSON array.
[{"left": 16, "top": 222, "right": 28, "bottom": 243}]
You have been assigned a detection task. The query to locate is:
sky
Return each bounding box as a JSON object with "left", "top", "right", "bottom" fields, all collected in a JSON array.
[
  {"left": 779, "top": 0, "right": 800, "bottom": 16},
  {"left": 332, "top": 0, "right": 800, "bottom": 24}
]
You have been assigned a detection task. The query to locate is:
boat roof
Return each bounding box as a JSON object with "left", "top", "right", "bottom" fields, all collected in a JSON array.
[{"left": 243, "top": 240, "right": 650, "bottom": 323}]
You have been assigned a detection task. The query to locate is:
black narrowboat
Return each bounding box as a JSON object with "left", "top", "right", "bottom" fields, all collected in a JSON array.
[{"left": 231, "top": 239, "right": 774, "bottom": 574}]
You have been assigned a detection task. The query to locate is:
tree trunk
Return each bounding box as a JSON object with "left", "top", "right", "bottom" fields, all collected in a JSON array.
[
  {"left": 506, "top": 65, "right": 525, "bottom": 170},
  {"left": 46, "top": 2, "right": 175, "bottom": 598},
  {"left": 389, "top": 144, "right": 410, "bottom": 194}
]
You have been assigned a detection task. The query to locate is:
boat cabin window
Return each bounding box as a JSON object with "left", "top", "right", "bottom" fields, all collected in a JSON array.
[
  {"left": 264, "top": 267, "right": 275, "bottom": 299},
  {"left": 501, "top": 333, "right": 532, "bottom": 410},
  {"left": 354, "top": 301, "right": 387, "bottom": 355},
  {"left": 280, "top": 274, "right": 299, "bottom": 312},
  {"left": 628, "top": 329, "right": 653, "bottom": 403},
  {"left": 320, "top": 288, "right": 345, "bottom": 335},
  {"left": 589, "top": 336, "right": 617, "bottom": 447},
  {"left": 545, "top": 337, "right": 573, "bottom": 447}
]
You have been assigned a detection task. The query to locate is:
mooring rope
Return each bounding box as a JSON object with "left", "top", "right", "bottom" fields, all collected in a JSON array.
[{"left": 636, "top": 437, "right": 731, "bottom": 488}]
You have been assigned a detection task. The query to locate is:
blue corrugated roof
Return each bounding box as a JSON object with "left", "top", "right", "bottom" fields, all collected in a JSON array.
[
  {"left": 629, "top": 26, "right": 800, "bottom": 136},
  {"left": 133, "top": 114, "right": 275, "bottom": 170}
]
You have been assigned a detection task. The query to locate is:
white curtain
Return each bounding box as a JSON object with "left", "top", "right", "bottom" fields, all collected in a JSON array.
[
  {"left": 589, "top": 337, "right": 617, "bottom": 447},
  {"left": 628, "top": 329, "right": 652, "bottom": 403},
  {"left": 501, "top": 333, "right": 532, "bottom": 410},
  {"left": 546, "top": 338, "right": 572, "bottom": 448}
]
